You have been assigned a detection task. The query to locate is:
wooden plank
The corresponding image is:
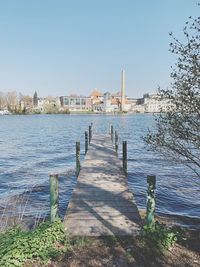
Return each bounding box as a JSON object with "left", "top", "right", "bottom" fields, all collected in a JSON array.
[{"left": 64, "top": 134, "right": 141, "bottom": 236}]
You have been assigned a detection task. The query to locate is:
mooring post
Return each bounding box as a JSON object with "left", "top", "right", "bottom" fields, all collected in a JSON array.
[
  {"left": 111, "top": 125, "right": 114, "bottom": 142},
  {"left": 123, "top": 141, "right": 127, "bottom": 173},
  {"left": 49, "top": 174, "right": 59, "bottom": 223},
  {"left": 115, "top": 130, "right": 118, "bottom": 153},
  {"left": 85, "top": 131, "right": 88, "bottom": 155},
  {"left": 109, "top": 123, "right": 112, "bottom": 135},
  {"left": 76, "top": 141, "right": 81, "bottom": 176},
  {"left": 146, "top": 175, "right": 156, "bottom": 228},
  {"left": 91, "top": 123, "right": 93, "bottom": 138},
  {"left": 89, "top": 125, "right": 92, "bottom": 144}
]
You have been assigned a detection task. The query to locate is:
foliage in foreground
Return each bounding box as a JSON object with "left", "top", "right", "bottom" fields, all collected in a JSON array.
[
  {"left": 143, "top": 221, "right": 182, "bottom": 250},
  {"left": 144, "top": 15, "right": 200, "bottom": 177},
  {"left": 0, "top": 217, "right": 185, "bottom": 267},
  {"left": 0, "top": 219, "right": 69, "bottom": 267}
]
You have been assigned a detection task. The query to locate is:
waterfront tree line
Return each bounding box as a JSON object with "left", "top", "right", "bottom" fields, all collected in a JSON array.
[{"left": 0, "top": 91, "right": 70, "bottom": 114}]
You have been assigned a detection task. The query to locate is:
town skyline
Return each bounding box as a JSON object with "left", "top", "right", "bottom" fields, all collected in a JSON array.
[{"left": 0, "top": 86, "right": 170, "bottom": 114}]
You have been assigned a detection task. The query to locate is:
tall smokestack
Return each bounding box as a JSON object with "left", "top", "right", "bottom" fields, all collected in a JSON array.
[{"left": 121, "top": 70, "right": 125, "bottom": 112}]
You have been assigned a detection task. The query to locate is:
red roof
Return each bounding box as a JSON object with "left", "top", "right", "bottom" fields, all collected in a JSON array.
[{"left": 90, "top": 90, "right": 103, "bottom": 97}]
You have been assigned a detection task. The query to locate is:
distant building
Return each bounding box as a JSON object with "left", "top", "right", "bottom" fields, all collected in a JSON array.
[
  {"left": 103, "top": 92, "right": 119, "bottom": 112},
  {"left": 90, "top": 89, "right": 104, "bottom": 112},
  {"left": 37, "top": 98, "right": 46, "bottom": 111},
  {"left": 31, "top": 97, "right": 45, "bottom": 112},
  {"left": 110, "top": 91, "right": 134, "bottom": 112},
  {"left": 32, "top": 96, "right": 61, "bottom": 113},
  {"left": 103, "top": 92, "right": 112, "bottom": 112},
  {"left": 90, "top": 89, "right": 103, "bottom": 104},
  {"left": 20, "top": 95, "right": 33, "bottom": 111},
  {"left": 126, "top": 98, "right": 138, "bottom": 112},
  {"left": 132, "top": 103, "right": 145, "bottom": 113},
  {"left": 144, "top": 93, "right": 172, "bottom": 113},
  {"left": 60, "top": 95, "right": 92, "bottom": 111}
]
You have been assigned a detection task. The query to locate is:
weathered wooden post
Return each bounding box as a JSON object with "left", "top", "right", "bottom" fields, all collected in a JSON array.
[
  {"left": 76, "top": 141, "right": 81, "bottom": 176},
  {"left": 123, "top": 141, "right": 127, "bottom": 173},
  {"left": 89, "top": 125, "right": 92, "bottom": 144},
  {"left": 109, "top": 123, "right": 112, "bottom": 135},
  {"left": 49, "top": 174, "right": 59, "bottom": 223},
  {"left": 111, "top": 125, "right": 114, "bottom": 142},
  {"left": 146, "top": 175, "right": 156, "bottom": 228},
  {"left": 85, "top": 131, "right": 88, "bottom": 155},
  {"left": 115, "top": 130, "right": 118, "bottom": 153}
]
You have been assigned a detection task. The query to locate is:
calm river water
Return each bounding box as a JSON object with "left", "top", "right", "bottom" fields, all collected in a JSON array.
[{"left": 0, "top": 114, "right": 199, "bottom": 228}]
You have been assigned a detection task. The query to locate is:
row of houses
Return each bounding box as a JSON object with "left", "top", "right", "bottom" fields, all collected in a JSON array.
[{"left": 59, "top": 90, "right": 172, "bottom": 113}]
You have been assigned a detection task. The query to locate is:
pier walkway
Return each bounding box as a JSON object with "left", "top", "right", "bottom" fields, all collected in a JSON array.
[{"left": 64, "top": 134, "right": 141, "bottom": 236}]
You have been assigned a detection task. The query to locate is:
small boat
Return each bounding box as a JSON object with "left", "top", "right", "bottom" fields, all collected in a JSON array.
[{"left": 0, "top": 110, "right": 11, "bottom": 115}]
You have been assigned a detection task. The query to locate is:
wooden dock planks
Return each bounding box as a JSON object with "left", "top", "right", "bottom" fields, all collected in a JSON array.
[{"left": 63, "top": 134, "right": 141, "bottom": 236}]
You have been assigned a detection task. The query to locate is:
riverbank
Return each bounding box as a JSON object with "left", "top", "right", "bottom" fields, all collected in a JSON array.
[
  {"left": 0, "top": 188, "right": 199, "bottom": 266},
  {"left": 0, "top": 110, "right": 149, "bottom": 115},
  {"left": 1, "top": 216, "right": 199, "bottom": 267},
  {"left": 39, "top": 233, "right": 200, "bottom": 267}
]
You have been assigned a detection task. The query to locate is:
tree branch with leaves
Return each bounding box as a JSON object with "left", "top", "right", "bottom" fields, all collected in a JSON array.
[{"left": 144, "top": 16, "right": 200, "bottom": 177}]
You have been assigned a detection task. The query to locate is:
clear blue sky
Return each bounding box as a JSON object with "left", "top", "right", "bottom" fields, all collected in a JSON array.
[{"left": 0, "top": 0, "right": 199, "bottom": 98}]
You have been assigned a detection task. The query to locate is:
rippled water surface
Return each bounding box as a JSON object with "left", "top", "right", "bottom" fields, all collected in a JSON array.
[{"left": 0, "top": 114, "right": 199, "bottom": 228}]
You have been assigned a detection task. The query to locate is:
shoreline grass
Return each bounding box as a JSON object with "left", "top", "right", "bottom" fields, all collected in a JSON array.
[{"left": 0, "top": 218, "right": 199, "bottom": 267}]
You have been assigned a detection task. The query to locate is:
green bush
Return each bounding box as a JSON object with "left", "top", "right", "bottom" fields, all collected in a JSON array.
[
  {"left": 59, "top": 109, "right": 70, "bottom": 114},
  {"left": 0, "top": 219, "right": 69, "bottom": 267},
  {"left": 143, "top": 221, "right": 182, "bottom": 250}
]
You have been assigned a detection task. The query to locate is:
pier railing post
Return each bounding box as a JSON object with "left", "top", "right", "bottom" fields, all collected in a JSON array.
[
  {"left": 85, "top": 131, "right": 88, "bottom": 155},
  {"left": 123, "top": 141, "right": 127, "bottom": 173},
  {"left": 115, "top": 131, "right": 118, "bottom": 153},
  {"left": 76, "top": 141, "right": 81, "bottom": 176},
  {"left": 89, "top": 126, "right": 92, "bottom": 144},
  {"left": 111, "top": 125, "right": 114, "bottom": 142},
  {"left": 49, "top": 174, "right": 59, "bottom": 223},
  {"left": 109, "top": 123, "right": 112, "bottom": 135},
  {"left": 146, "top": 175, "right": 156, "bottom": 228}
]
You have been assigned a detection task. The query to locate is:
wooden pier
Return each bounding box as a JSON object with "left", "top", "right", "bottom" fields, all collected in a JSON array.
[{"left": 63, "top": 133, "right": 141, "bottom": 236}]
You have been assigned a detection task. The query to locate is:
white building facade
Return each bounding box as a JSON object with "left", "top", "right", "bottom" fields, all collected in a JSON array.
[{"left": 144, "top": 94, "right": 172, "bottom": 113}]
